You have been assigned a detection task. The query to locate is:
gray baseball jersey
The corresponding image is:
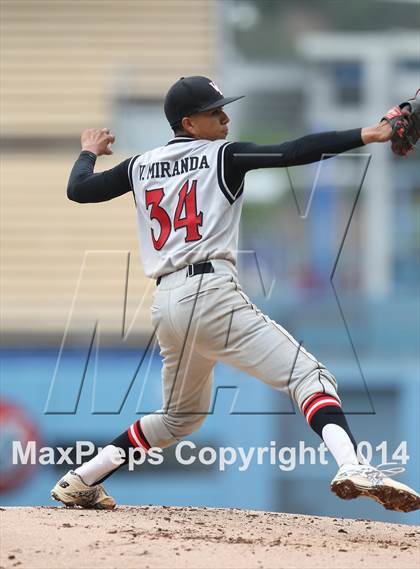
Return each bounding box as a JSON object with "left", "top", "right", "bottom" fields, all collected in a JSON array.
[{"left": 129, "top": 138, "right": 244, "bottom": 278}]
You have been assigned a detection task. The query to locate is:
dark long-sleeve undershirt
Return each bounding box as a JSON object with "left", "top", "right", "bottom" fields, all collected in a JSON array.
[
  {"left": 67, "top": 128, "right": 364, "bottom": 203},
  {"left": 67, "top": 152, "right": 131, "bottom": 203},
  {"left": 223, "top": 129, "right": 363, "bottom": 196}
]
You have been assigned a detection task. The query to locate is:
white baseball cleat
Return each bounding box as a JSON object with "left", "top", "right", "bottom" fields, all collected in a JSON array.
[
  {"left": 51, "top": 470, "right": 116, "bottom": 509},
  {"left": 331, "top": 463, "right": 420, "bottom": 512}
]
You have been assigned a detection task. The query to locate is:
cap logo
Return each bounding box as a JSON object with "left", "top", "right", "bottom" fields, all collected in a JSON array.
[{"left": 209, "top": 80, "right": 223, "bottom": 96}]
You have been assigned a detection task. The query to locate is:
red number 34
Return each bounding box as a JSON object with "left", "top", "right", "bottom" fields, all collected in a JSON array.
[{"left": 145, "top": 180, "right": 203, "bottom": 250}]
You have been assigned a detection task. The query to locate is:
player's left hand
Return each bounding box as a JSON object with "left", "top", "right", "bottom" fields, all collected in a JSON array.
[
  {"left": 382, "top": 90, "right": 420, "bottom": 156},
  {"left": 81, "top": 128, "right": 115, "bottom": 156}
]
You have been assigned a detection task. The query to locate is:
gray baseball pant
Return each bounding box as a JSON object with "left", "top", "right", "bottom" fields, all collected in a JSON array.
[{"left": 141, "top": 260, "right": 339, "bottom": 448}]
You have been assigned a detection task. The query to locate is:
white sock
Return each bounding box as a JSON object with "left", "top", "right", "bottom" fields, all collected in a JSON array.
[
  {"left": 322, "top": 424, "right": 359, "bottom": 467},
  {"left": 74, "top": 445, "right": 125, "bottom": 486}
]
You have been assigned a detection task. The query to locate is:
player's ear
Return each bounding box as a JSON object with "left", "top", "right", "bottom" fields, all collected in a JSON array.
[{"left": 181, "top": 116, "right": 195, "bottom": 136}]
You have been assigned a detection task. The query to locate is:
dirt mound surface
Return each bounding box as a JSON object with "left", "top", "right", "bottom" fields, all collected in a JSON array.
[{"left": 0, "top": 505, "right": 418, "bottom": 568}]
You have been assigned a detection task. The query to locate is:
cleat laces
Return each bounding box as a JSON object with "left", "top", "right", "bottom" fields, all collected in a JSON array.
[{"left": 342, "top": 463, "right": 405, "bottom": 485}]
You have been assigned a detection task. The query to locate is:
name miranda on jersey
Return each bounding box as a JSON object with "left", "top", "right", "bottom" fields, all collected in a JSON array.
[{"left": 138, "top": 155, "right": 210, "bottom": 180}]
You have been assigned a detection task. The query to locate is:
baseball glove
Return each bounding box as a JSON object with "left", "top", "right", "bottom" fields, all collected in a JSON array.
[{"left": 382, "top": 89, "right": 420, "bottom": 157}]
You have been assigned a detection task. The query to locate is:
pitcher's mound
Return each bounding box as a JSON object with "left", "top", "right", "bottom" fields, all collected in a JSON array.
[{"left": 0, "top": 505, "right": 418, "bottom": 568}]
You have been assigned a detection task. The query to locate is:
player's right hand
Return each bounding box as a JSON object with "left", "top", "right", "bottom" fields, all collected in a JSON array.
[{"left": 81, "top": 128, "right": 115, "bottom": 156}]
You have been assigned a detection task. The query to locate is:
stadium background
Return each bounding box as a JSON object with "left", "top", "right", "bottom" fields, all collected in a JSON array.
[{"left": 1, "top": 0, "right": 419, "bottom": 525}]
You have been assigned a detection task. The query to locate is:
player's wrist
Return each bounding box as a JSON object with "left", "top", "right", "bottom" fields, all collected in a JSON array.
[
  {"left": 81, "top": 146, "right": 99, "bottom": 156},
  {"left": 361, "top": 124, "right": 391, "bottom": 144},
  {"left": 360, "top": 125, "right": 376, "bottom": 144}
]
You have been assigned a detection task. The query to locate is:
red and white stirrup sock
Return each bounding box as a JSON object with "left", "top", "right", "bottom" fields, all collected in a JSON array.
[
  {"left": 127, "top": 419, "right": 151, "bottom": 451},
  {"left": 302, "top": 393, "right": 359, "bottom": 467}
]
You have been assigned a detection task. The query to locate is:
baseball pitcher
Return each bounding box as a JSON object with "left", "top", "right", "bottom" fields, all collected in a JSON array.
[{"left": 51, "top": 77, "right": 420, "bottom": 512}]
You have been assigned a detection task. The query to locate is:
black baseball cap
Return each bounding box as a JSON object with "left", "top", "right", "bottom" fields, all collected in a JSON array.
[{"left": 164, "top": 76, "right": 244, "bottom": 128}]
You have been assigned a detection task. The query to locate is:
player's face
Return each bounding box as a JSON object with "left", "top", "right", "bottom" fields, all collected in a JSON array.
[{"left": 184, "top": 107, "right": 230, "bottom": 140}]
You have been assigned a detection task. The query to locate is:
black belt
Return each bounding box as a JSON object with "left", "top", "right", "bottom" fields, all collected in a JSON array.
[{"left": 156, "top": 261, "right": 215, "bottom": 286}]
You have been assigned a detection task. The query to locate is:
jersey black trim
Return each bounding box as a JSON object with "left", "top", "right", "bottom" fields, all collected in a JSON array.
[
  {"left": 166, "top": 137, "right": 196, "bottom": 145},
  {"left": 127, "top": 154, "right": 141, "bottom": 206},
  {"left": 127, "top": 154, "right": 141, "bottom": 190},
  {"left": 217, "top": 142, "right": 235, "bottom": 204}
]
